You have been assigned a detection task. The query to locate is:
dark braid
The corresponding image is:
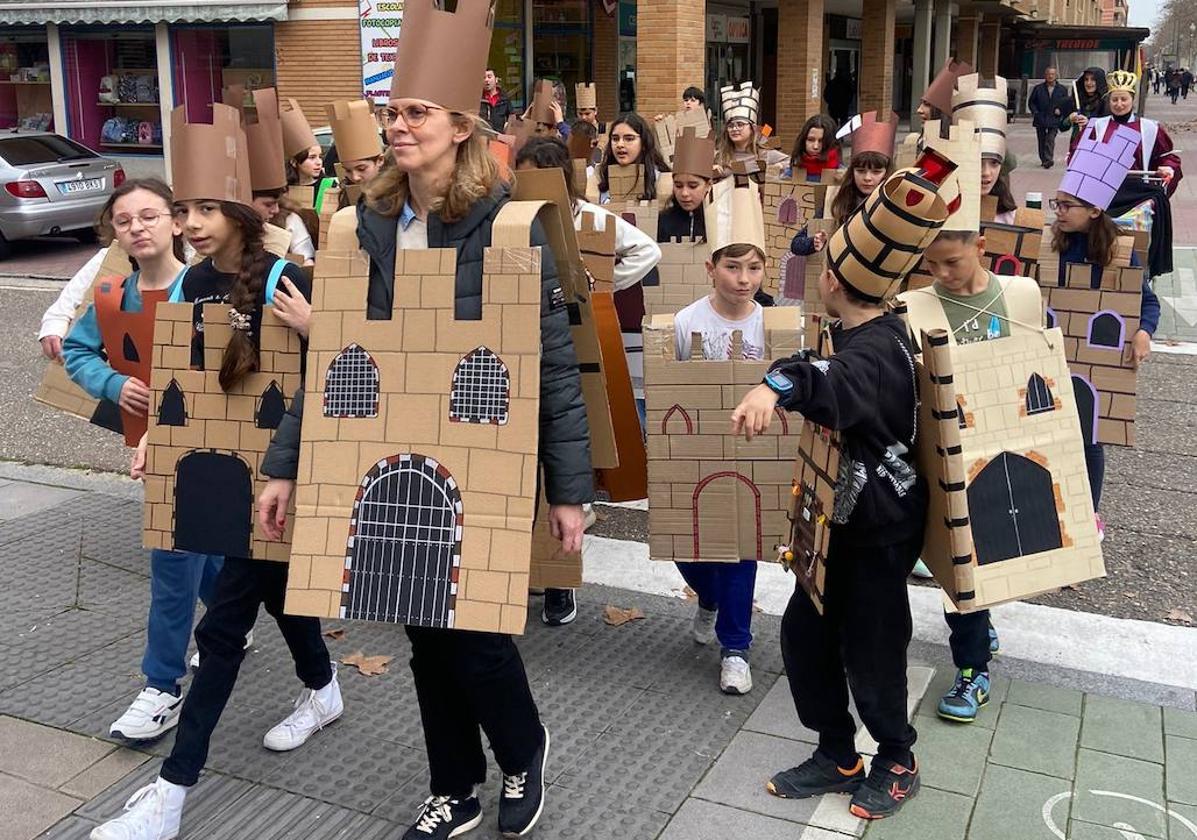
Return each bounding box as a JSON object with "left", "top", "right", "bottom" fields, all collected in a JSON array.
[{"left": 218, "top": 202, "right": 271, "bottom": 392}]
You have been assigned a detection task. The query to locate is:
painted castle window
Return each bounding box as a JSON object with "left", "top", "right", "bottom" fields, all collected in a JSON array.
[
  {"left": 662, "top": 404, "right": 693, "bottom": 435},
  {"left": 1045, "top": 307, "right": 1057, "bottom": 329},
  {"left": 158, "top": 380, "right": 187, "bottom": 426},
  {"left": 691, "top": 472, "right": 762, "bottom": 561},
  {"left": 992, "top": 254, "right": 1023, "bottom": 276},
  {"left": 343, "top": 454, "right": 462, "bottom": 628},
  {"left": 1073, "top": 374, "right": 1099, "bottom": 445},
  {"left": 324, "top": 344, "right": 379, "bottom": 418},
  {"left": 778, "top": 197, "right": 798, "bottom": 225},
  {"left": 957, "top": 397, "right": 970, "bottom": 429},
  {"left": 781, "top": 252, "right": 805, "bottom": 299},
  {"left": 1087, "top": 311, "right": 1125, "bottom": 349},
  {"left": 967, "top": 452, "right": 1062, "bottom": 565},
  {"left": 174, "top": 451, "right": 253, "bottom": 558},
  {"left": 122, "top": 333, "right": 140, "bottom": 363},
  {"left": 1025, "top": 373, "right": 1055, "bottom": 415},
  {"left": 256, "top": 381, "right": 286, "bottom": 430},
  {"left": 449, "top": 346, "right": 510, "bottom": 425}
]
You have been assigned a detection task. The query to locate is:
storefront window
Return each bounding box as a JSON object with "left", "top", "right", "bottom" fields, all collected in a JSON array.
[
  {"left": 532, "top": 0, "right": 590, "bottom": 114},
  {"left": 171, "top": 25, "right": 275, "bottom": 122},
  {"left": 0, "top": 27, "right": 51, "bottom": 131},
  {"left": 61, "top": 27, "right": 159, "bottom": 154},
  {"left": 491, "top": 0, "right": 526, "bottom": 111}
]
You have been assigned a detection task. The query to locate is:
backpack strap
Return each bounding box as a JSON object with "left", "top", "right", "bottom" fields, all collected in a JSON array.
[
  {"left": 165, "top": 265, "right": 190, "bottom": 303},
  {"left": 263, "top": 257, "right": 288, "bottom": 304}
]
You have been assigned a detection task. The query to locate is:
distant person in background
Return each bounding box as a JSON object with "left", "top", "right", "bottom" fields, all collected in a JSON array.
[
  {"left": 1062, "top": 67, "right": 1109, "bottom": 144},
  {"left": 480, "top": 67, "right": 512, "bottom": 133},
  {"left": 1167, "top": 69, "right": 1181, "bottom": 105},
  {"left": 824, "top": 63, "right": 853, "bottom": 127},
  {"left": 1183, "top": 68, "right": 1193, "bottom": 99},
  {"left": 1028, "top": 66, "right": 1071, "bottom": 168}
]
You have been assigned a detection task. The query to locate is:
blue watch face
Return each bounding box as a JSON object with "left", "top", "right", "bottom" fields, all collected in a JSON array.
[{"left": 765, "top": 371, "right": 793, "bottom": 392}]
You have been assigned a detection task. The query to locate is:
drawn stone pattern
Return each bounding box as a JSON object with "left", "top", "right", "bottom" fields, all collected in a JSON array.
[
  {"left": 1036, "top": 231, "right": 1141, "bottom": 447},
  {"left": 788, "top": 417, "right": 840, "bottom": 614},
  {"left": 284, "top": 239, "right": 543, "bottom": 636},
  {"left": 643, "top": 308, "right": 803, "bottom": 564},
  {"left": 142, "top": 303, "right": 303, "bottom": 563},
  {"left": 913, "top": 327, "right": 1103, "bottom": 612},
  {"left": 642, "top": 237, "right": 714, "bottom": 317},
  {"left": 761, "top": 178, "right": 826, "bottom": 300}
]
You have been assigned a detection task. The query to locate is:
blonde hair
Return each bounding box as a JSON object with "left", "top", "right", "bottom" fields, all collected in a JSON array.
[
  {"left": 715, "top": 124, "right": 764, "bottom": 169},
  {"left": 364, "top": 113, "right": 503, "bottom": 222}
]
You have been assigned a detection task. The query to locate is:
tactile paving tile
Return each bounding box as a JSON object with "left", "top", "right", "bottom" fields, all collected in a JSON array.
[
  {"left": 0, "top": 608, "right": 142, "bottom": 693},
  {"left": 77, "top": 558, "right": 150, "bottom": 617},
  {"left": 0, "top": 659, "right": 143, "bottom": 727},
  {"left": 532, "top": 788, "right": 672, "bottom": 840},
  {"left": 79, "top": 500, "right": 151, "bottom": 575},
  {"left": 189, "top": 782, "right": 400, "bottom": 839},
  {"left": 37, "top": 815, "right": 98, "bottom": 839},
  {"left": 74, "top": 762, "right": 255, "bottom": 833}
]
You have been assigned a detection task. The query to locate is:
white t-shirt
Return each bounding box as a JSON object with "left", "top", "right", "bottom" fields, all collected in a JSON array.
[
  {"left": 284, "top": 213, "right": 315, "bottom": 262},
  {"left": 674, "top": 296, "right": 765, "bottom": 361}
]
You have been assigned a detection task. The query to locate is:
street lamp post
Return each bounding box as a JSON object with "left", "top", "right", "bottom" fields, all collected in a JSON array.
[{"left": 1190, "top": 22, "right": 1195, "bottom": 69}]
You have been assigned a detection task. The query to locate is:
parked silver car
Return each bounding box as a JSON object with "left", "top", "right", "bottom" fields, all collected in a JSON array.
[{"left": 0, "top": 132, "right": 123, "bottom": 258}]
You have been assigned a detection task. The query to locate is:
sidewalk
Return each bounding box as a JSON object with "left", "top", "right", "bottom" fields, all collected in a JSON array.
[{"left": 0, "top": 466, "right": 1193, "bottom": 840}]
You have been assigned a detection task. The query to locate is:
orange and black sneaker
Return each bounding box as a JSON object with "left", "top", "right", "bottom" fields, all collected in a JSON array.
[
  {"left": 766, "top": 752, "right": 865, "bottom": 799},
  {"left": 848, "top": 756, "right": 920, "bottom": 819}
]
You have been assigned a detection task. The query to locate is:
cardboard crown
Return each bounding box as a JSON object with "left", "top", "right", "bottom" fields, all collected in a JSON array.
[
  {"left": 389, "top": 0, "right": 494, "bottom": 114},
  {"left": 825, "top": 151, "right": 955, "bottom": 301},
  {"left": 673, "top": 126, "right": 716, "bottom": 179},
  {"left": 1059, "top": 122, "right": 1139, "bottom": 212},
  {"left": 327, "top": 99, "right": 382, "bottom": 164},
  {"left": 222, "top": 86, "right": 286, "bottom": 192},
  {"left": 530, "top": 79, "right": 556, "bottom": 126},
  {"left": 720, "top": 81, "right": 760, "bottom": 124},
  {"left": 839, "top": 111, "right": 898, "bottom": 159},
  {"left": 952, "top": 73, "right": 1008, "bottom": 161},
  {"left": 1106, "top": 69, "right": 1138, "bottom": 94},
  {"left": 575, "top": 82, "right": 597, "bottom": 111},
  {"left": 280, "top": 98, "right": 318, "bottom": 158},
  {"left": 704, "top": 162, "right": 766, "bottom": 254},
  {"left": 170, "top": 103, "right": 252, "bottom": 206},
  {"left": 502, "top": 114, "right": 536, "bottom": 155},
  {"left": 922, "top": 58, "right": 974, "bottom": 115}
]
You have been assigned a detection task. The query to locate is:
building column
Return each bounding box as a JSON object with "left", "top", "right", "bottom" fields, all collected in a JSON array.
[
  {"left": 592, "top": 7, "right": 620, "bottom": 121},
  {"left": 911, "top": 0, "right": 933, "bottom": 124},
  {"left": 955, "top": 11, "right": 980, "bottom": 69},
  {"left": 978, "top": 20, "right": 1000, "bottom": 80},
  {"left": 46, "top": 23, "right": 68, "bottom": 140},
  {"left": 635, "top": 0, "right": 705, "bottom": 121},
  {"left": 858, "top": 0, "right": 896, "bottom": 115},
  {"left": 155, "top": 23, "right": 173, "bottom": 180},
  {"left": 932, "top": 0, "right": 953, "bottom": 71},
  {"left": 775, "top": 0, "right": 824, "bottom": 142}
]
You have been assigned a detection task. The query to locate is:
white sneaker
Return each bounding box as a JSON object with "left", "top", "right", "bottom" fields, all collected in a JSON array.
[
  {"left": 188, "top": 628, "right": 254, "bottom": 671},
  {"left": 910, "top": 559, "right": 935, "bottom": 579},
  {"left": 582, "top": 504, "right": 598, "bottom": 531},
  {"left": 109, "top": 688, "right": 182, "bottom": 741},
  {"left": 692, "top": 605, "right": 717, "bottom": 646},
  {"left": 720, "top": 656, "right": 753, "bottom": 695},
  {"left": 262, "top": 664, "right": 343, "bottom": 751},
  {"left": 89, "top": 776, "right": 185, "bottom": 840}
]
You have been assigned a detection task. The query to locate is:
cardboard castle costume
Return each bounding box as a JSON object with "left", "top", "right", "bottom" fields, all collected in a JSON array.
[
  {"left": 952, "top": 73, "right": 1008, "bottom": 162},
  {"left": 222, "top": 86, "right": 286, "bottom": 191},
  {"left": 327, "top": 99, "right": 382, "bottom": 164}
]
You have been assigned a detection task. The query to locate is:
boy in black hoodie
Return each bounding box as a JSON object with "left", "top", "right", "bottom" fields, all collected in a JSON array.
[{"left": 732, "top": 161, "right": 954, "bottom": 820}]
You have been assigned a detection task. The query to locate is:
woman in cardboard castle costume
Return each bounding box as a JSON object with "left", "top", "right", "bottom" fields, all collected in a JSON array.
[
  {"left": 714, "top": 81, "right": 788, "bottom": 173},
  {"left": 60, "top": 179, "right": 231, "bottom": 748},
  {"left": 90, "top": 105, "right": 343, "bottom": 840},
  {"left": 258, "top": 3, "right": 593, "bottom": 837},
  {"left": 1053, "top": 122, "right": 1159, "bottom": 541},
  {"left": 731, "top": 151, "right": 956, "bottom": 821}
]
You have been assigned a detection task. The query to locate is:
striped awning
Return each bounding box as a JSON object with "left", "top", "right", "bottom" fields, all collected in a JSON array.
[{"left": 0, "top": 0, "right": 288, "bottom": 25}]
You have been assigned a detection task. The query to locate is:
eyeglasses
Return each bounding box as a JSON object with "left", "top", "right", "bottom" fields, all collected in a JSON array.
[
  {"left": 727, "top": 120, "right": 752, "bottom": 130},
  {"left": 111, "top": 211, "right": 173, "bottom": 232},
  {"left": 1049, "top": 198, "right": 1084, "bottom": 212},
  {"left": 380, "top": 103, "right": 445, "bottom": 128}
]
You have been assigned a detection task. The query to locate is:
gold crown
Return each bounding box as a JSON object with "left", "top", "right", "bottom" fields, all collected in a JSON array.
[{"left": 1106, "top": 70, "right": 1138, "bottom": 94}]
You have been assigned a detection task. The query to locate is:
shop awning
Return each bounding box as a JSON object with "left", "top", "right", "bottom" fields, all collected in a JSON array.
[{"left": 0, "top": 0, "right": 288, "bottom": 25}]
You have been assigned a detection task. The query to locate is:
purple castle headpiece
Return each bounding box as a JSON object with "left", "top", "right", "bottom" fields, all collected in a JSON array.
[{"left": 1058, "top": 123, "right": 1139, "bottom": 211}]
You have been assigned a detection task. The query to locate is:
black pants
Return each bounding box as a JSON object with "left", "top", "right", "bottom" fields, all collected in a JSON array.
[
  {"left": 945, "top": 609, "right": 992, "bottom": 672},
  {"left": 1036, "top": 126, "right": 1058, "bottom": 166},
  {"left": 1084, "top": 442, "right": 1105, "bottom": 510},
  {"left": 406, "top": 625, "right": 541, "bottom": 798},
  {"left": 161, "top": 557, "right": 331, "bottom": 787},
  {"left": 781, "top": 531, "right": 920, "bottom": 768}
]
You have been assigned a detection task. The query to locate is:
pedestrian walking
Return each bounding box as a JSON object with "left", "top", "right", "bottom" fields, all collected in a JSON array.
[{"left": 1028, "top": 66, "right": 1071, "bottom": 168}]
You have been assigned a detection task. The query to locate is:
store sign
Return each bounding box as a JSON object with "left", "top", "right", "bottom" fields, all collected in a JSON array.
[
  {"left": 845, "top": 17, "right": 861, "bottom": 39},
  {"left": 360, "top": 0, "right": 402, "bottom": 105},
  {"left": 726, "top": 16, "right": 750, "bottom": 44},
  {"left": 706, "top": 14, "right": 726, "bottom": 43}
]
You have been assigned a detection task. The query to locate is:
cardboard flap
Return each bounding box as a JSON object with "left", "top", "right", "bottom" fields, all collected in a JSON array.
[
  {"left": 170, "top": 103, "right": 253, "bottom": 206},
  {"left": 280, "top": 98, "right": 318, "bottom": 158},
  {"left": 241, "top": 87, "right": 286, "bottom": 191},
  {"left": 327, "top": 99, "right": 383, "bottom": 164},
  {"left": 389, "top": 0, "right": 494, "bottom": 113}
]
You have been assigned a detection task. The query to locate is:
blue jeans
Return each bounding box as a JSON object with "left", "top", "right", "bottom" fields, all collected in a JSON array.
[
  {"left": 635, "top": 398, "right": 646, "bottom": 436},
  {"left": 1083, "top": 442, "right": 1104, "bottom": 510},
  {"left": 143, "top": 549, "right": 224, "bottom": 694},
  {"left": 675, "top": 560, "right": 757, "bottom": 655}
]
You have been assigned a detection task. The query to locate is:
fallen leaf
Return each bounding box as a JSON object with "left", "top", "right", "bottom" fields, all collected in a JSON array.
[
  {"left": 603, "top": 604, "right": 646, "bottom": 626},
  {"left": 1166, "top": 608, "right": 1194, "bottom": 625},
  {"left": 681, "top": 585, "right": 698, "bottom": 601},
  {"left": 323, "top": 627, "right": 347, "bottom": 640},
  {"left": 341, "top": 650, "right": 393, "bottom": 676}
]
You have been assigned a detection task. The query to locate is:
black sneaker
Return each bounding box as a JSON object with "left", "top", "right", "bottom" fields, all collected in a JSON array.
[
  {"left": 498, "top": 725, "right": 550, "bottom": 837},
  {"left": 848, "top": 757, "right": 920, "bottom": 820},
  {"left": 766, "top": 751, "right": 865, "bottom": 799},
  {"left": 542, "top": 589, "right": 577, "bottom": 626},
  {"left": 402, "top": 794, "right": 482, "bottom": 839}
]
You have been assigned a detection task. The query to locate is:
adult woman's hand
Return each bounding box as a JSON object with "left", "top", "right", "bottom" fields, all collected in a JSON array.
[
  {"left": 548, "top": 504, "right": 585, "bottom": 554},
  {"left": 258, "top": 478, "right": 296, "bottom": 541}
]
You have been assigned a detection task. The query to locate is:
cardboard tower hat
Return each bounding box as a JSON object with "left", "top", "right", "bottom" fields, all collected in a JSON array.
[
  {"left": 922, "top": 58, "right": 974, "bottom": 115},
  {"left": 836, "top": 111, "right": 899, "bottom": 158},
  {"left": 921, "top": 120, "right": 979, "bottom": 231},
  {"left": 824, "top": 148, "right": 956, "bottom": 302},
  {"left": 575, "top": 82, "right": 597, "bottom": 111},
  {"left": 221, "top": 85, "right": 286, "bottom": 192},
  {"left": 721, "top": 81, "right": 760, "bottom": 124},
  {"left": 1058, "top": 122, "right": 1139, "bottom": 212},
  {"left": 673, "top": 125, "right": 716, "bottom": 180},
  {"left": 388, "top": 0, "right": 494, "bottom": 113},
  {"left": 530, "top": 79, "right": 557, "bottom": 127},
  {"left": 280, "top": 98, "right": 318, "bottom": 159},
  {"left": 951, "top": 73, "right": 1008, "bottom": 160},
  {"left": 327, "top": 99, "right": 382, "bottom": 164},
  {"left": 704, "top": 162, "right": 766, "bottom": 254},
  {"left": 1106, "top": 69, "right": 1139, "bottom": 95},
  {"left": 170, "top": 103, "right": 252, "bottom": 206}
]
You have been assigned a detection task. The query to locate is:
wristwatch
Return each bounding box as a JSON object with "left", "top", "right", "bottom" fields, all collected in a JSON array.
[{"left": 763, "top": 370, "right": 794, "bottom": 397}]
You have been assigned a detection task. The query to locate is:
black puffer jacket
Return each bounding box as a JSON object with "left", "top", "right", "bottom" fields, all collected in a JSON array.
[{"left": 261, "top": 187, "right": 594, "bottom": 506}]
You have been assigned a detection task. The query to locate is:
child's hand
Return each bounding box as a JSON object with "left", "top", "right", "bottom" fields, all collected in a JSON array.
[
  {"left": 40, "top": 335, "right": 63, "bottom": 361},
  {"left": 272, "top": 276, "right": 311, "bottom": 339},
  {"left": 1128, "top": 329, "right": 1152, "bottom": 367},
  {"left": 258, "top": 478, "right": 296, "bottom": 541},
  {"left": 731, "top": 384, "right": 781, "bottom": 440},
  {"left": 118, "top": 377, "right": 150, "bottom": 415},
  {"left": 131, "top": 433, "right": 148, "bottom": 480},
  {"left": 813, "top": 231, "right": 827, "bottom": 251}
]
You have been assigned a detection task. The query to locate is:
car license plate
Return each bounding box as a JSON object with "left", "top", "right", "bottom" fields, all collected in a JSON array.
[{"left": 57, "top": 178, "right": 103, "bottom": 195}]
